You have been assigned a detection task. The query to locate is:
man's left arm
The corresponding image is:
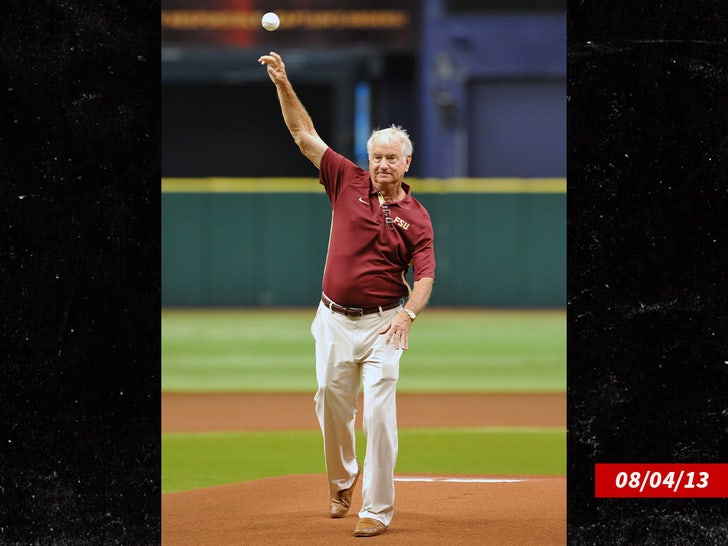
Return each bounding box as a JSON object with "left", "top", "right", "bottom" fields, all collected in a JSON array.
[
  {"left": 381, "top": 277, "right": 434, "bottom": 350},
  {"left": 403, "top": 277, "right": 433, "bottom": 316}
]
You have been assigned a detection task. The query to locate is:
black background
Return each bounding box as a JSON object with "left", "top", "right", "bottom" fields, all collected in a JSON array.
[
  {"left": 2, "top": 0, "right": 727, "bottom": 544},
  {"left": 567, "top": 1, "right": 728, "bottom": 543},
  {"left": 2, "top": 1, "right": 160, "bottom": 543}
]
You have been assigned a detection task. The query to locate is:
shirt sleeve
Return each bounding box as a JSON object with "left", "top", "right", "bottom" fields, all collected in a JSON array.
[
  {"left": 412, "top": 243, "right": 436, "bottom": 281},
  {"left": 411, "top": 210, "right": 436, "bottom": 281},
  {"left": 319, "top": 148, "right": 348, "bottom": 206}
]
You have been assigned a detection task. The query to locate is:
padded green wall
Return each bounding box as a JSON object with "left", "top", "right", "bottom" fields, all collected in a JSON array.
[{"left": 162, "top": 180, "right": 565, "bottom": 307}]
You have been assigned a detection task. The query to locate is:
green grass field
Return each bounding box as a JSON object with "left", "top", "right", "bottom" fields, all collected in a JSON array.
[
  {"left": 162, "top": 308, "right": 565, "bottom": 393},
  {"left": 162, "top": 428, "right": 565, "bottom": 494},
  {"left": 162, "top": 308, "right": 566, "bottom": 493}
]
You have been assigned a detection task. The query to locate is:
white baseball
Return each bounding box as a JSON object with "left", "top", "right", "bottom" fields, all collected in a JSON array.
[{"left": 262, "top": 12, "right": 280, "bottom": 31}]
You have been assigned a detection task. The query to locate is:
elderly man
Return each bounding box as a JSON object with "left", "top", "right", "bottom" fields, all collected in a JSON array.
[{"left": 259, "top": 51, "right": 435, "bottom": 538}]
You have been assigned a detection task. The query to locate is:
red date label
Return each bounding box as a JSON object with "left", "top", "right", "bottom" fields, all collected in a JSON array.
[{"left": 595, "top": 464, "right": 728, "bottom": 498}]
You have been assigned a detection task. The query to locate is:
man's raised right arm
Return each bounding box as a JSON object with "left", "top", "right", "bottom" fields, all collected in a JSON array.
[{"left": 258, "top": 52, "right": 328, "bottom": 169}]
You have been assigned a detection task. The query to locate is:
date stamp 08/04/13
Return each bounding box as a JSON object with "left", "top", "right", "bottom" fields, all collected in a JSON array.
[{"left": 595, "top": 463, "right": 728, "bottom": 498}]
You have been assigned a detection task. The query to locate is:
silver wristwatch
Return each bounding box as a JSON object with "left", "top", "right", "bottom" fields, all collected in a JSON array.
[{"left": 403, "top": 308, "right": 416, "bottom": 321}]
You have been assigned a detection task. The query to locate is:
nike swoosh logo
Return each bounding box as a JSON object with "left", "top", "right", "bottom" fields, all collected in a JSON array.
[{"left": 358, "top": 197, "right": 368, "bottom": 204}]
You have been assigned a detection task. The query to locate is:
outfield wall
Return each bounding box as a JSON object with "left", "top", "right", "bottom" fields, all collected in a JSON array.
[{"left": 162, "top": 178, "right": 565, "bottom": 308}]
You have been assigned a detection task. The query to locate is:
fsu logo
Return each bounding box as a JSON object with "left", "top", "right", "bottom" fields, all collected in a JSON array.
[{"left": 393, "top": 217, "right": 410, "bottom": 230}]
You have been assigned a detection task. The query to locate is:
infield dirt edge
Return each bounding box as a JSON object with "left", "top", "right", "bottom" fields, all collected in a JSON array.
[{"left": 162, "top": 392, "right": 566, "bottom": 545}]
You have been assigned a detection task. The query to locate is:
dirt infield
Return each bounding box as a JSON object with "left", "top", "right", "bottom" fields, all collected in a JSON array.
[
  {"left": 162, "top": 393, "right": 566, "bottom": 545},
  {"left": 162, "top": 392, "right": 565, "bottom": 432}
]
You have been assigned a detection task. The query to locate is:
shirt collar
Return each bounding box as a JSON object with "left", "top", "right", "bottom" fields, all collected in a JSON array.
[{"left": 369, "top": 181, "right": 413, "bottom": 210}]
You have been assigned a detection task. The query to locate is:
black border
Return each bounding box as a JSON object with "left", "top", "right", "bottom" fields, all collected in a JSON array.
[
  {"left": 567, "top": 1, "right": 728, "bottom": 543},
  {"left": 1, "top": 1, "right": 161, "bottom": 543}
]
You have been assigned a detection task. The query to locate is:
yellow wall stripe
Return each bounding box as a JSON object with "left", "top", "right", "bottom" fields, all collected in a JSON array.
[{"left": 162, "top": 177, "right": 566, "bottom": 194}]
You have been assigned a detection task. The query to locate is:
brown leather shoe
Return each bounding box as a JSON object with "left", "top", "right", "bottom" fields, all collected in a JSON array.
[
  {"left": 329, "top": 466, "right": 361, "bottom": 518},
  {"left": 353, "top": 518, "right": 388, "bottom": 537}
]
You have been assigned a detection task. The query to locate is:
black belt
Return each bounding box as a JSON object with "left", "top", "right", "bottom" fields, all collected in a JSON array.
[{"left": 321, "top": 294, "right": 402, "bottom": 317}]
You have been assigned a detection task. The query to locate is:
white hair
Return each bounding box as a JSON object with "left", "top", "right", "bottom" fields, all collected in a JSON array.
[{"left": 367, "top": 125, "right": 413, "bottom": 158}]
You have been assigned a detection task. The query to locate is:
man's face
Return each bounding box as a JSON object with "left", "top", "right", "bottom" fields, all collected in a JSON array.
[{"left": 369, "top": 138, "right": 411, "bottom": 187}]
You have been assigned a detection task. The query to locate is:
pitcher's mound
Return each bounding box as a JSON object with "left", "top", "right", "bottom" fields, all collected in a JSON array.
[{"left": 162, "top": 473, "right": 565, "bottom": 545}]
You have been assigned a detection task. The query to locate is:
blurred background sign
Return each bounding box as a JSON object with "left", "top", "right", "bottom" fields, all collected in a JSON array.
[{"left": 162, "top": 0, "right": 418, "bottom": 51}]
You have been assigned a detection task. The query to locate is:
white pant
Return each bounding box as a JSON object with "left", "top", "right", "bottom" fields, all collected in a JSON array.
[{"left": 311, "top": 300, "right": 403, "bottom": 526}]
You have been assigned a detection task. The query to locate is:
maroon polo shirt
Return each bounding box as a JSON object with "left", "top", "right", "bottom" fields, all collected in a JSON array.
[{"left": 319, "top": 147, "right": 435, "bottom": 308}]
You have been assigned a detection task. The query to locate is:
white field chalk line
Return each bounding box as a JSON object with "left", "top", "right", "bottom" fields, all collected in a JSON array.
[{"left": 395, "top": 477, "right": 525, "bottom": 483}]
